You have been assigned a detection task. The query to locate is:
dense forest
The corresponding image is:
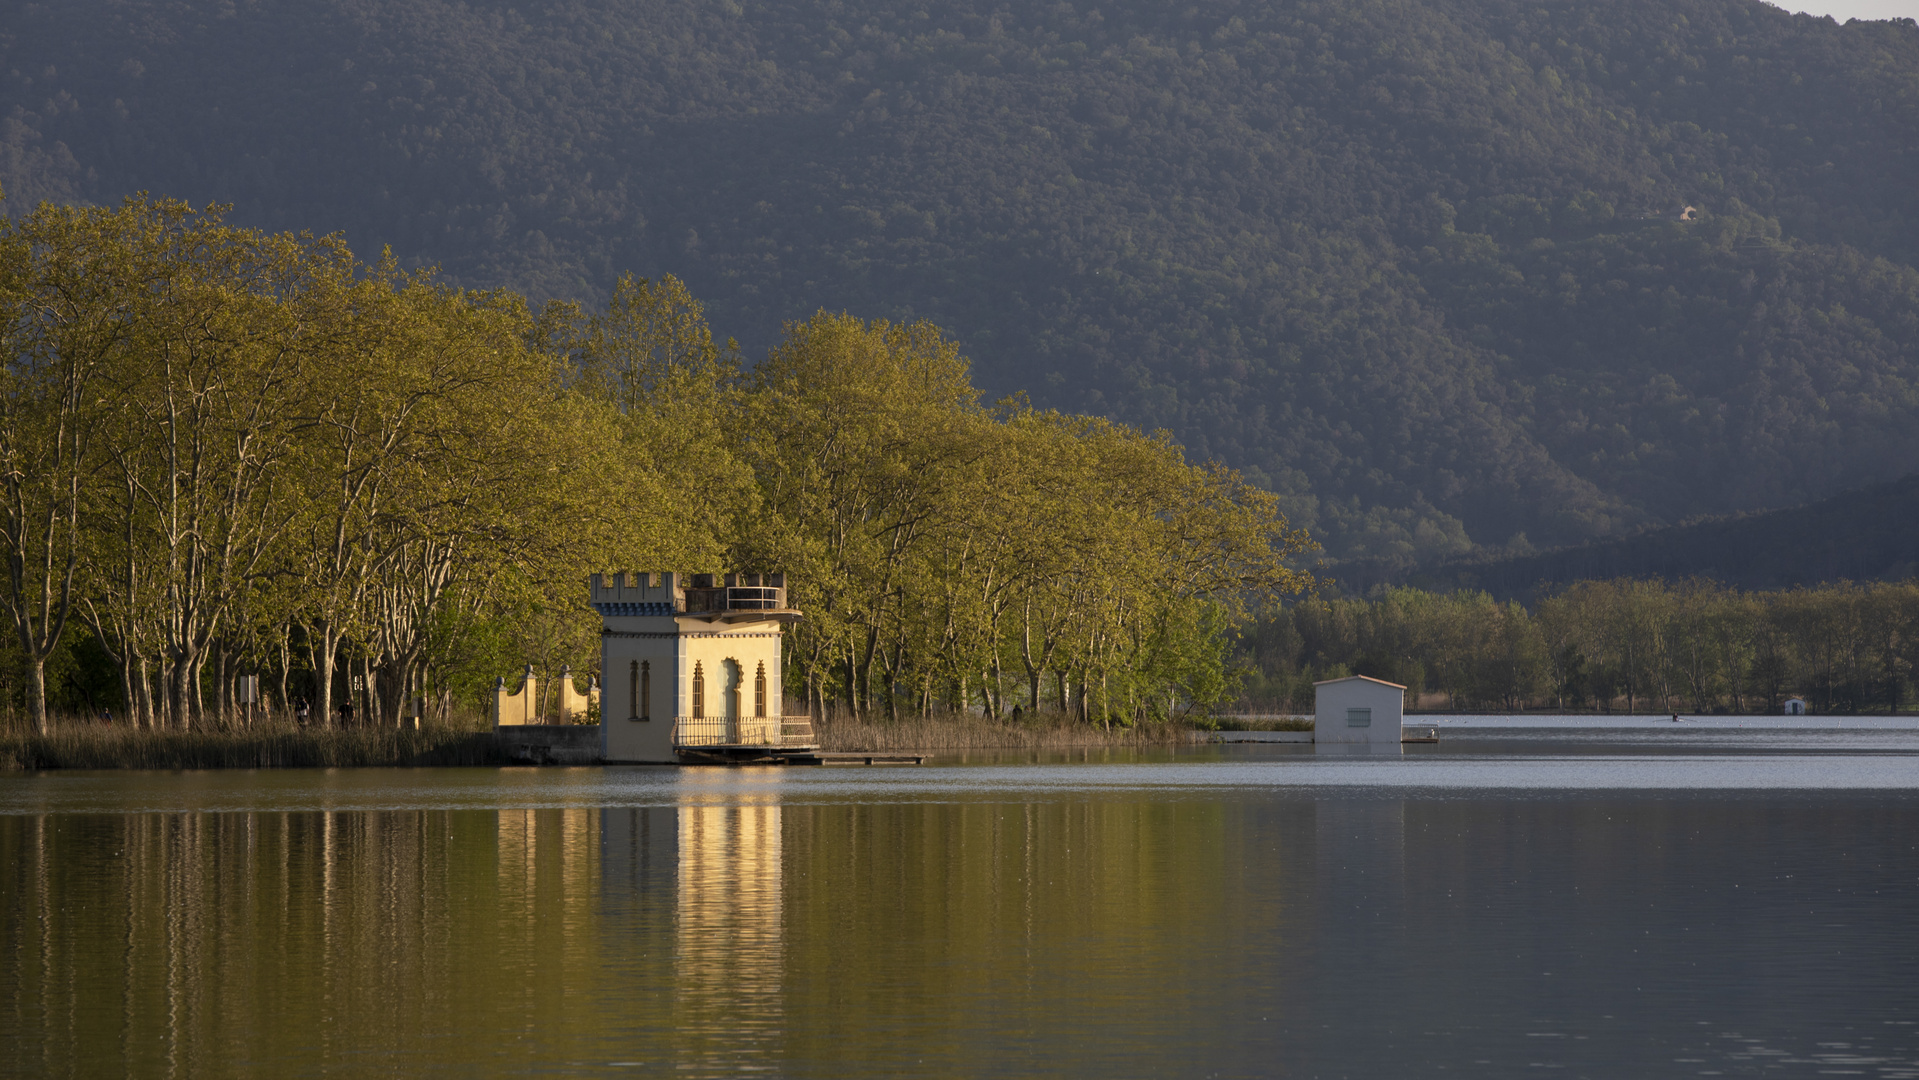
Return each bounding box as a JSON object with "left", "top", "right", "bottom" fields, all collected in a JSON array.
[
  {"left": 0, "top": 199, "right": 1309, "bottom": 731},
  {"left": 1238, "top": 577, "right": 1919, "bottom": 715},
  {"left": 4, "top": 0, "right": 1916, "bottom": 567},
  {"left": 1352, "top": 471, "right": 1919, "bottom": 600}
]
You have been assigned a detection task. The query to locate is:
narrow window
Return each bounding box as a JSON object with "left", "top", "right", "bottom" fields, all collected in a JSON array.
[
  {"left": 754, "top": 662, "right": 767, "bottom": 718},
  {"left": 1346, "top": 707, "right": 1372, "bottom": 728},
  {"left": 629, "top": 660, "right": 639, "bottom": 721},
  {"left": 640, "top": 660, "right": 651, "bottom": 721},
  {"left": 692, "top": 662, "right": 705, "bottom": 719}
]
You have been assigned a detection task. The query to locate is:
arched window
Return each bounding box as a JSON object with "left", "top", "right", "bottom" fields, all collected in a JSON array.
[
  {"left": 692, "top": 662, "right": 705, "bottom": 719},
  {"left": 640, "top": 660, "right": 651, "bottom": 721},
  {"left": 755, "top": 662, "right": 767, "bottom": 718}
]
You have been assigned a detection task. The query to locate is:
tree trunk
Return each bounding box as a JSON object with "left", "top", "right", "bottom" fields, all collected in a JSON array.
[
  {"left": 118, "top": 652, "right": 139, "bottom": 728},
  {"left": 26, "top": 658, "right": 49, "bottom": 734},
  {"left": 309, "top": 626, "right": 338, "bottom": 728},
  {"left": 277, "top": 632, "right": 291, "bottom": 723},
  {"left": 213, "top": 649, "right": 229, "bottom": 728},
  {"left": 169, "top": 649, "right": 194, "bottom": 731}
]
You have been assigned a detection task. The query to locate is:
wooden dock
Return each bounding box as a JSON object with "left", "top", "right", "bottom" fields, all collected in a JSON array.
[{"left": 808, "top": 753, "right": 926, "bottom": 766}]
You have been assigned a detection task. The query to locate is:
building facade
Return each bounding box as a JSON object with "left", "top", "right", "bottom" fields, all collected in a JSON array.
[
  {"left": 1312, "top": 675, "right": 1407, "bottom": 746},
  {"left": 592, "top": 572, "right": 804, "bottom": 763}
]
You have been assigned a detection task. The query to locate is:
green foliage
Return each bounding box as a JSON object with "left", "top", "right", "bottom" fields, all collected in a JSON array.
[
  {"left": 0, "top": 196, "right": 1319, "bottom": 731},
  {"left": 4, "top": 0, "right": 1915, "bottom": 568},
  {"left": 735, "top": 310, "right": 1315, "bottom": 724}
]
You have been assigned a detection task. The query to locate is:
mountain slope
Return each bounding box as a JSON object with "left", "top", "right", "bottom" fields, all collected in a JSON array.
[
  {"left": 4, "top": 0, "right": 1917, "bottom": 563},
  {"left": 1389, "top": 472, "right": 1919, "bottom": 601}
]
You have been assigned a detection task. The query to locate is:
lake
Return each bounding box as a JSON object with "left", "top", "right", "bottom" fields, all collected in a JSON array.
[{"left": 4, "top": 719, "right": 1918, "bottom": 1077}]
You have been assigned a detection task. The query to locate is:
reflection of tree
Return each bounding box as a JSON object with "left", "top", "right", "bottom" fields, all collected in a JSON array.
[{"left": 0, "top": 802, "right": 623, "bottom": 1073}]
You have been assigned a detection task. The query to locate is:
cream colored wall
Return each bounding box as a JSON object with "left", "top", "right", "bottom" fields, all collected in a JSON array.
[
  {"left": 599, "top": 614, "right": 787, "bottom": 761},
  {"left": 675, "top": 619, "right": 785, "bottom": 744},
  {"left": 494, "top": 672, "right": 537, "bottom": 727},
  {"left": 600, "top": 618, "right": 681, "bottom": 763}
]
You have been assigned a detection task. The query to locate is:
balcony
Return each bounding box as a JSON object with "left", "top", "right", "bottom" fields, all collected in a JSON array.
[
  {"left": 671, "top": 716, "right": 818, "bottom": 752},
  {"left": 679, "top": 580, "right": 800, "bottom": 623}
]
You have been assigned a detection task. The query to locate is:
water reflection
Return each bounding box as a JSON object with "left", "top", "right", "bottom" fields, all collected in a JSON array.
[
  {"left": 2, "top": 764, "right": 1918, "bottom": 1077},
  {"left": 676, "top": 785, "right": 786, "bottom": 1068}
]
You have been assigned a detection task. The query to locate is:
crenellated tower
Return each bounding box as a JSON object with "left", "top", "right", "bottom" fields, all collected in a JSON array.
[{"left": 590, "top": 572, "right": 809, "bottom": 763}]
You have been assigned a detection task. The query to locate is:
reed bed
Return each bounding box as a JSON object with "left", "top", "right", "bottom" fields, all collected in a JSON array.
[
  {"left": 815, "top": 711, "right": 1194, "bottom": 752},
  {"left": 0, "top": 719, "right": 506, "bottom": 771},
  {"left": 1210, "top": 715, "right": 1315, "bottom": 732}
]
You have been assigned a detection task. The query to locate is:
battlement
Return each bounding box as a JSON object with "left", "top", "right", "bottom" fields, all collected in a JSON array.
[{"left": 588, "top": 571, "right": 797, "bottom": 621}]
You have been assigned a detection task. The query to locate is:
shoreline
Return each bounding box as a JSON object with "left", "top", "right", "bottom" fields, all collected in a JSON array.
[
  {"left": 0, "top": 714, "right": 1199, "bottom": 770},
  {"left": 14, "top": 711, "right": 1903, "bottom": 771},
  {"left": 0, "top": 723, "right": 508, "bottom": 771}
]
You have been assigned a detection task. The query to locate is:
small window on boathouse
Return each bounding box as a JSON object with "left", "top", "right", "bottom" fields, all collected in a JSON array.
[{"left": 1346, "top": 707, "right": 1372, "bottom": 728}]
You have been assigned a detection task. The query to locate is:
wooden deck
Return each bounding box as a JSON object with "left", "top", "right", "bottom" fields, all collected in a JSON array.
[{"left": 809, "top": 753, "right": 926, "bottom": 766}]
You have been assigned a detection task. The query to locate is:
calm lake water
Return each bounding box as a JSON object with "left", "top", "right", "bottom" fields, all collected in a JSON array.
[{"left": 4, "top": 721, "right": 1918, "bottom": 1078}]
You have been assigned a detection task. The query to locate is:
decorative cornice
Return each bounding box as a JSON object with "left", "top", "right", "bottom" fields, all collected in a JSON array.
[{"left": 592, "top": 601, "right": 676, "bottom": 617}]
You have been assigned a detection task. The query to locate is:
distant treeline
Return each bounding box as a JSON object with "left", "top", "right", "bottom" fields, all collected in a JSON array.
[
  {"left": 1239, "top": 579, "right": 1919, "bottom": 715},
  {"left": 1, "top": 198, "right": 1311, "bottom": 732}
]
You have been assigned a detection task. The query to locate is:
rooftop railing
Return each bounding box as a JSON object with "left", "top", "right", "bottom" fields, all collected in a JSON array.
[{"left": 725, "top": 586, "right": 784, "bottom": 610}]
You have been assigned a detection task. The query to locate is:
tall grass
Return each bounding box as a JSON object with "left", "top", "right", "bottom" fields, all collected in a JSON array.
[
  {"left": 0, "top": 717, "right": 506, "bottom": 770},
  {"left": 1206, "top": 715, "right": 1315, "bottom": 732},
  {"left": 2, "top": 710, "right": 1204, "bottom": 768},
  {"left": 815, "top": 710, "right": 1193, "bottom": 752}
]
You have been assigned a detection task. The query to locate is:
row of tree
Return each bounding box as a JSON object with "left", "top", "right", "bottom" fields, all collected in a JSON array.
[
  {"left": 1, "top": 196, "right": 1315, "bottom": 731},
  {"left": 1239, "top": 579, "right": 1919, "bottom": 715},
  {"left": 731, "top": 313, "right": 1314, "bottom": 724}
]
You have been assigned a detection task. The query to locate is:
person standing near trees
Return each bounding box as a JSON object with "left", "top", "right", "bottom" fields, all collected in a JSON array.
[{"left": 294, "top": 696, "right": 310, "bottom": 725}]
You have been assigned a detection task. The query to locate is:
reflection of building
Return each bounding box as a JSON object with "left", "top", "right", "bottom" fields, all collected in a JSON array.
[
  {"left": 591, "top": 572, "right": 814, "bottom": 763},
  {"left": 675, "top": 792, "right": 785, "bottom": 1064}
]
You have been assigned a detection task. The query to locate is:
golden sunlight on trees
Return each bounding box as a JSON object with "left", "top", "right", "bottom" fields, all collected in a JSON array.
[
  {"left": 0, "top": 198, "right": 1319, "bottom": 729},
  {"left": 735, "top": 312, "right": 1317, "bottom": 724}
]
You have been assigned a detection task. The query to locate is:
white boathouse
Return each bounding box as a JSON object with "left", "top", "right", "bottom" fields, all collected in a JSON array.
[{"left": 1313, "top": 675, "right": 1407, "bottom": 746}]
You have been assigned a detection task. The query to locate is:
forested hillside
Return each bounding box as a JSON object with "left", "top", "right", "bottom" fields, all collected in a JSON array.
[
  {"left": 1388, "top": 472, "right": 1919, "bottom": 601},
  {"left": 5, "top": 0, "right": 1918, "bottom": 564}
]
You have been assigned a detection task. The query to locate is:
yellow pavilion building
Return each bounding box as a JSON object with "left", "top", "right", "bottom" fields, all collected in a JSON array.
[{"left": 591, "top": 572, "right": 812, "bottom": 763}]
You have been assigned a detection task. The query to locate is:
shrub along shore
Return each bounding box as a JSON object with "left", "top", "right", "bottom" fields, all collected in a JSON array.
[
  {"left": 814, "top": 712, "right": 1196, "bottom": 752},
  {"left": 0, "top": 720, "right": 507, "bottom": 771}
]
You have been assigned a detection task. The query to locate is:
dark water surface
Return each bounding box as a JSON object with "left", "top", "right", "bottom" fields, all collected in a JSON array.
[{"left": 3, "top": 729, "right": 1918, "bottom": 1078}]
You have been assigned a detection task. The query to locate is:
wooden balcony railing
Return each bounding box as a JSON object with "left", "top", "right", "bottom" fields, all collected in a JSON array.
[{"left": 671, "top": 716, "right": 817, "bottom": 749}]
